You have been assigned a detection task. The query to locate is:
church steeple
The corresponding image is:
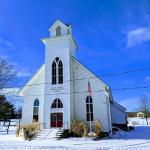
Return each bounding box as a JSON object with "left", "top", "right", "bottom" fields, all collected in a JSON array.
[
  {"left": 42, "top": 19, "right": 77, "bottom": 52},
  {"left": 48, "top": 19, "right": 72, "bottom": 38}
]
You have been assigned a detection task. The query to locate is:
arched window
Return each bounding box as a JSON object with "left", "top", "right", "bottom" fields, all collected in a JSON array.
[
  {"left": 56, "top": 26, "right": 61, "bottom": 36},
  {"left": 58, "top": 60, "right": 63, "bottom": 84},
  {"left": 51, "top": 57, "right": 63, "bottom": 84},
  {"left": 86, "top": 96, "right": 93, "bottom": 121},
  {"left": 33, "top": 99, "right": 39, "bottom": 122},
  {"left": 51, "top": 98, "right": 63, "bottom": 108},
  {"left": 52, "top": 61, "right": 56, "bottom": 84}
]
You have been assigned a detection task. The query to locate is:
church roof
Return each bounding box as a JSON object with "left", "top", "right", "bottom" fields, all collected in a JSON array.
[
  {"left": 112, "top": 101, "right": 126, "bottom": 112},
  {"left": 18, "top": 64, "right": 45, "bottom": 96},
  {"left": 48, "top": 19, "right": 71, "bottom": 31}
]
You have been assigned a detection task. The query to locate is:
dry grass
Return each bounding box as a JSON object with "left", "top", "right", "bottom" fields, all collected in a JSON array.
[
  {"left": 23, "top": 122, "right": 39, "bottom": 140},
  {"left": 71, "top": 118, "right": 88, "bottom": 137},
  {"left": 94, "top": 120, "right": 104, "bottom": 138}
]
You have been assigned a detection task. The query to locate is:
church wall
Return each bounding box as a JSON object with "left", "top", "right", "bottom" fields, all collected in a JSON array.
[
  {"left": 21, "top": 69, "right": 45, "bottom": 125},
  {"left": 72, "top": 59, "right": 112, "bottom": 132},
  {"left": 110, "top": 103, "right": 126, "bottom": 124}
]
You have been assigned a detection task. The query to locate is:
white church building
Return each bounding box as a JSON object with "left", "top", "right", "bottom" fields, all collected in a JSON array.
[{"left": 18, "top": 20, "right": 127, "bottom": 133}]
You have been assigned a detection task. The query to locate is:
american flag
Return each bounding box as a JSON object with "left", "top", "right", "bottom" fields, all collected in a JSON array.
[{"left": 88, "top": 80, "right": 92, "bottom": 96}]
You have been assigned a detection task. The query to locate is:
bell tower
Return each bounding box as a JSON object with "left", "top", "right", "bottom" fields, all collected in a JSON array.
[{"left": 42, "top": 20, "right": 77, "bottom": 128}]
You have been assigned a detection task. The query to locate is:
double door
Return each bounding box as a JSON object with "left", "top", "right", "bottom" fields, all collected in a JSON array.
[{"left": 51, "top": 113, "right": 63, "bottom": 127}]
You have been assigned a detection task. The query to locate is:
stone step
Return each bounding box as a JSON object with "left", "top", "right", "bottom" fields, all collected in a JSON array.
[{"left": 32, "top": 128, "right": 62, "bottom": 141}]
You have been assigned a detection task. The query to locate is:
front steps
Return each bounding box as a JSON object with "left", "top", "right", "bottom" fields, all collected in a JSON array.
[{"left": 33, "top": 128, "right": 64, "bottom": 141}]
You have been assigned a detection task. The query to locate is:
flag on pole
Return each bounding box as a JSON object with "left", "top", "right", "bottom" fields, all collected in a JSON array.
[{"left": 88, "top": 80, "right": 92, "bottom": 96}]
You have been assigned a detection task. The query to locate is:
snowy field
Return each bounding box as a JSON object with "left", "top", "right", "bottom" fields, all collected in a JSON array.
[
  {"left": 128, "top": 117, "right": 150, "bottom": 125},
  {"left": 0, "top": 126, "right": 150, "bottom": 150}
]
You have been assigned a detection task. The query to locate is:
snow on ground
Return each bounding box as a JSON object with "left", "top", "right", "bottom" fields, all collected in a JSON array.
[
  {"left": 0, "top": 126, "right": 150, "bottom": 149},
  {"left": 0, "top": 126, "right": 23, "bottom": 142},
  {"left": 128, "top": 117, "right": 150, "bottom": 125}
]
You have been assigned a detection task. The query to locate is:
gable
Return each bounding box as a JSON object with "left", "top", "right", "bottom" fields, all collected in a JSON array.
[
  {"left": 18, "top": 64, "right": 45, "bottom": 96},
  {"left": 48, "top": 19, "right": 70, "bottom": 31},
  {"left": 72, "top": 57, "right": 113, "bottom": 101},
  {"left": 72, "top": 57, "right": 109, "bottom": 87}
]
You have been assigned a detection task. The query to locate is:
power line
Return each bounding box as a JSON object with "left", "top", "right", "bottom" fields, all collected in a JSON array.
[
  {"left": 2, "top": 85, "right": 150, "bottom": 97},
  {"left": 2, "top": 66, "right": 150, "bottom": 89},
  {"left": 9, "top": 66, "right": 150, "bottom": 79},
  {"left": 100, "top": 67, "right": 150, "bottom": 77}
]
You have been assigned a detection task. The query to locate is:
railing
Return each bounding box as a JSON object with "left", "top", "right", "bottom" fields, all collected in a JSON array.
[
  {"left": 38, "top": 123, "right": 46, "bottom": 130},
  {"left": 63, "top": 122, "right": 69, "bottom": 130},
  {"left": 0, "top": 119, "right": 21, "bottom": 134},
  {"left": 56, "top": 122, "right": 69, "bottom": 137}
]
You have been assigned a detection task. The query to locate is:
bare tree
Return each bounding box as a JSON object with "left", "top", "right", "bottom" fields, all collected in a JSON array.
[
  {"left": 138, "top": 95, "right": 150, "bottom": 125},
  {"left": 0, "top": 58, "right": 16, "bottom": 90}
]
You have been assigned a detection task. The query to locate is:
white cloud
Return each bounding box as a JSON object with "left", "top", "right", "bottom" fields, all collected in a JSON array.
[
  {"left": 17, "top": 70, "right": 32, "bottom": 77},
  {"left": 119, "top": 97, "right": 139, "bottom": 112},
  {"left": 13, "top": 62, "right": 33, "bottom": 78},
  {"left": 0, "top": 37, "right": 16, "bottom": 50},
  {"left": 127, "top": 27, "right": 150, "bottom": 47},
  {"left": 0, "top": 88, "right": 20, "bottom": 95},
  {"left": 0, "top": 88, "right": 23, "bottom": 109},
  {"left": 121, "top": 80, "right": 134, "bottom": 84},
  {"left": 145, "top": 76, "right": 150, "bottom": 81}
]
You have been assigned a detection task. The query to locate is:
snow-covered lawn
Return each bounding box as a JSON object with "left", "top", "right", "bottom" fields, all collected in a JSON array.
[
  {"left": 0, "top": 126, "right": 150, "bottom": 149},
  {"left": 128, "top": 117, "right": 150, "bottom": 125}
]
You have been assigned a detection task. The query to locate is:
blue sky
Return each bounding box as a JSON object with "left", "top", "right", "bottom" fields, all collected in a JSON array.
[{"left": 0, "top": 0, "right": 150, "bottom": 111}]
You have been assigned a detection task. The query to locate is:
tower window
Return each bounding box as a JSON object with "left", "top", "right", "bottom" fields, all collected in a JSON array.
[
  {"left": 52, "top": 57, "right": 63, "bottom": 84},
  {"left": 56, "top": 26, "right": 61, "bottom": 36},
  {"left": 52, "top": 61, "right": 57, "bottom": 84},
  {"left": 58, "top": 60, "right": 63, "bottom": 84}
]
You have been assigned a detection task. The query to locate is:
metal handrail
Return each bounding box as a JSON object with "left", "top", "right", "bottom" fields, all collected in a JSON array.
[{"left": 56, "top": 122, "right": 68, "bottom": 136}]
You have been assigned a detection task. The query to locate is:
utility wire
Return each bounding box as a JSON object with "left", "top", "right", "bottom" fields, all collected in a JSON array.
[
  {"left": 7, "top": 66, "right": 150, "bottom": 79},
  {"left": 2, "top": 66, "right": 150, "bottom": 89},
  {"left": 1, "top": 85, "right": 150, "bottom": 97}
]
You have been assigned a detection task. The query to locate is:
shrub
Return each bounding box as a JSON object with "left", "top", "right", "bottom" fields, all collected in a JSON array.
[
  {"left": 61, "top": 130, "right": 70, "bottom": 138},
  {"left": 71, "top": 118, "right": 81, "bottom": 137},
  {"left": 80, "top": 121, "right": 88, "bottom": 137},
  {"left": 94, "top": 120, "right": 104, "bottom": 138},
  {"left": 129, "top": 126, "right": 135, "bottom": 130},
  {"left": 70, "top": 118, "right": 88, "bottom": 137},
  {"left": 16, "top": 126, "right": 21, "bottom": 137},
  {"left": 23, "top": 123, "right": 39, "bottom": 140}
]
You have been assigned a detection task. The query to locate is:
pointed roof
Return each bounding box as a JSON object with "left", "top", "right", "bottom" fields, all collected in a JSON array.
[{"left": 48, "top": 19, "right": 71, "bottom": 31}]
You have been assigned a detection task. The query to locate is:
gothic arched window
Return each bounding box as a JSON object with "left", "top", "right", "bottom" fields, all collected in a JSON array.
[
  {"left": 86, "top": 96, "right": 93, "bottom": 121},
  {"left": 56, "top": 26, "right": 61, "bottom": 36},
  {"left": 52, "top": 57, "right": 63, "bottom": 84},
  {"left": 58, "top": 60, "right": 63, "bottom": 84},
  {"left": 52, "top": 61, "right": 56, "bottom": 84},
  {"left": 33, "top": 99, "right": 39, "bottom": 122},
  {"left": 51, "top": 98, "right": 63, "bottom": 108}
]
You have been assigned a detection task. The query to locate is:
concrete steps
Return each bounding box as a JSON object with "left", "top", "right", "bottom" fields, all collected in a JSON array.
[{"left": 33, "top": 128, "right": 64, "bottom": 141}]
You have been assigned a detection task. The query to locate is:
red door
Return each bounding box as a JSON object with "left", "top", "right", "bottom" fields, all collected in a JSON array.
[{"left": 51, "top": 113, "right": 63, "bottom": 127}]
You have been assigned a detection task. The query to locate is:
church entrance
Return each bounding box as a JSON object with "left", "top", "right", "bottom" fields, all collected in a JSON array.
[
  {"left": 51, "top": 113, "right": 63, "bottom": 127},
  {"left": 51, "top": 98, "right": 63, "bottom": 128}
]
